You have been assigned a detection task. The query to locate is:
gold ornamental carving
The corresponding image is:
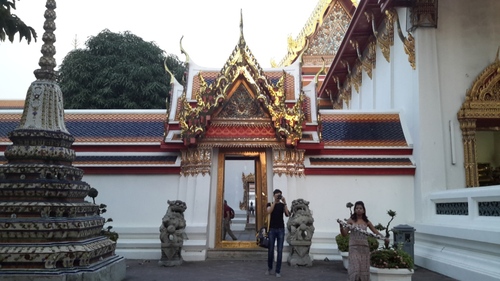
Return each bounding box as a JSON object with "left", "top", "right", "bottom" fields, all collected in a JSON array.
[
  {"left": 366, "top": 40, "right": 377, "bottom": 76},
  {"left": 351, "top": 61, "right": 363, "bottom": 93},
  {"left": 176, "top": 16, "right": 305, "bottom": 148},
  {"left": 331, "top": 76, "right": 341, "bottom": 107},
  {"left": 338, "top": 60, "right": 353, "bottom": 108},
  {"left": 273, "top": 148, "right": 305, "bottom": 177},
  {"left": 351, "top": 39, "right": 376, "bottom": 80},
  {"left": 459, "top": 119, "right": 478, "bottom": 187},
  {"left": 239, "top": 173, "right": 255, "bottom": 210},
  {"left": 393, "top": 9, "right": 416, "bottom": 70},
  {"left": 368, "top": 10, "right": 395, "bottom": 63},
  {"left": 180, "top": 148, "right": 212, "bottom": 176},
  {"left": 273, "top": 0, "right": 334, "bottom": 67},
  {"left": 458, "top": 50, "right": 500, "bottom": 187}
]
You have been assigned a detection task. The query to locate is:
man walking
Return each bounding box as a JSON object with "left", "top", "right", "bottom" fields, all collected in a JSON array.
[{"left": 223, "top": 200, "right": 237, "bottom": 241}]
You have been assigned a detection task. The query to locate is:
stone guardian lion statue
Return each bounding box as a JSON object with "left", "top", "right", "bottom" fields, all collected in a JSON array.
[
  {"left": 158, "top": 200, "right": 187, "bottom": 267},
  {"left": 286, "top": 198, "right": 315, "bottom": 266}
]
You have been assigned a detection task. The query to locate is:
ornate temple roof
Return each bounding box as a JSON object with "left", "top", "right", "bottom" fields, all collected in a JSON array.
[
  {"left": 321, "top": 112, "right": 410, "bottom": 148},
  {"left": 0, "top": 110, "right": 178, "bottom": 172},
  {"left": 0, "top": 111, "right": 165, "bottom": 145},
  {"left": 0, "top": 100, "right": 24, "bottom": 109},
  {"left": 273, "top": 0, "right": 357, "bottom": 68},
  {"left": 318, "top": 0, "right": 413, "bottom": 104},
  {"left": 0, "top": 5, "right": 415, "bottom": 176},
  {"left": 164, "top": 12, "right": 306, "bottom": 148}
]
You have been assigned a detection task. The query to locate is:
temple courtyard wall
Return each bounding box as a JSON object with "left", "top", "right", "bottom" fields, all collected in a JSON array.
[
  {"left": 84, "top": 173, "right": 415, "bottom": 260},
  {"left": 83, "top": 174, "right": 500, "bottom": 280}
]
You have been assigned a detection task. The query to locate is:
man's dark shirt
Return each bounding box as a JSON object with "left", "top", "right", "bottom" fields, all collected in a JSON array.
[{"left": 267, "top": 202, "right": 286, "bottom": 229}]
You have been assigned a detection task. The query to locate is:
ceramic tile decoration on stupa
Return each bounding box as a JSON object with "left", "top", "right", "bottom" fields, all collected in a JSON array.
[{"left": 0, "top": 1, "right": 125, "bottom": 280}]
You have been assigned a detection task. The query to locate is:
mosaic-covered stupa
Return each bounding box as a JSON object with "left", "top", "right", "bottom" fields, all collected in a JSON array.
[{"left": 0, "top": 1, "right": 125, "bottom": 279}]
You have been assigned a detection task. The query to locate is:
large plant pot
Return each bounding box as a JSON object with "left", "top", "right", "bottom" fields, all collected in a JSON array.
[
  {"left": 369, "top": 267, "right": 414, "bottom": 281},
  {"left": 339, "top": 251, "right": 349, "bottom": 270}
]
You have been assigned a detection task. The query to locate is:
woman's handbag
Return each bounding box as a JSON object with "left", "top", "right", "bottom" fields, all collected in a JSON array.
[
  {"left": 256, "top": 214, "right": 270, "bottom": 248},
  {"left": 256, "top": 226, "right": 269, "bottom": 248}
]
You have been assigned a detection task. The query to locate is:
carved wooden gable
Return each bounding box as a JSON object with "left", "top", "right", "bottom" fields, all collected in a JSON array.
[
  {"left": 175, "top": 15, "right": 306, "bottom": 148},
  {"left": 214, "top": 81, "right": 269, "bottom": 120}
]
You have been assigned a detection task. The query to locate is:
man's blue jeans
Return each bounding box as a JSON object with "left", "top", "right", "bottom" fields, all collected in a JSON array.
[{"left": 267, "top": 228, "right": 285, "bottom": 274}]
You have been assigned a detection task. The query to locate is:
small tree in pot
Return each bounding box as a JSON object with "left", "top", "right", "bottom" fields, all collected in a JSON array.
[{"left": 370, "top": 210, "right": 414, "bottom": 280}]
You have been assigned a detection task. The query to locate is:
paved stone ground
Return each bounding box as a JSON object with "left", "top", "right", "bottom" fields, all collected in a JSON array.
[{"left": 124, "top": 259, "right": 457, "bottom": 281}]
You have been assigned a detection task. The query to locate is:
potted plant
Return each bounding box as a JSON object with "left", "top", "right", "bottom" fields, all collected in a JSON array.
[
  {"left": 336, "top": 202, "right": 379, "bottom": 269},
  {"left": 335, "top": 233, "right": 350, "bottom": 269},
  {"left": 370, "top": 210, "right": 414, "bottom": 281}
]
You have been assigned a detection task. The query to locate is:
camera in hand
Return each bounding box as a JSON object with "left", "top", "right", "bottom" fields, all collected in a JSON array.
[{"left": 277, "top": 195, "right": 282, "bottom": 200}]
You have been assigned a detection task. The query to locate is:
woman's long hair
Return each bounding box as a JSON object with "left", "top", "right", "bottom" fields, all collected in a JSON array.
[{"left": 350, "top": 201, "right": 369, "bottom": 223}]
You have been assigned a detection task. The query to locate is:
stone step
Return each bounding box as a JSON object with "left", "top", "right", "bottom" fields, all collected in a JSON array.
[
  {"left": 245, "top": 223, "right": 256, "bottom": 230},
  {"left": 206, "top": 248, "right": 268, "bottom": 260}
]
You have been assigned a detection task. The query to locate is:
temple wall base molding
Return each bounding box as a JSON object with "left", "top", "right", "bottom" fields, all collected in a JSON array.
[{"left": 414, "top": 228, "right": 500, "bottom": 281}]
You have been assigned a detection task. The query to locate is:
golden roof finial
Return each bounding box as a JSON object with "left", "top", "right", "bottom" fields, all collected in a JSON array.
[
  {"left": 314, "top": 57, "right": 326, "bottom": 84},
  {"left": 163, "top": 58, "right": 175, "bottom": 84},
  {"left": 179, "top": 36, "right": 190, "bottom": 64},
  {"left": 239, "top": 9, "right": 246, "bottom": 48},
  {"left": 240, "top": 9, "right": 244, "bottom": 37}
]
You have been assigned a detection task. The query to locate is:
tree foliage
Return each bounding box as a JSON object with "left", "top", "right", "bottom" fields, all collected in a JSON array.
[
  {"left": 0, "top": 0, "right": 37, "bottom": 43},
  {"left": 59, "top": 29, "right": 185, "bottom": 109}
]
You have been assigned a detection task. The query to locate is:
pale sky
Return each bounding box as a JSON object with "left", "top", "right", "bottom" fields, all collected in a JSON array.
[{"left": 0, "top": 0, "right": 319, "bottom": 100}]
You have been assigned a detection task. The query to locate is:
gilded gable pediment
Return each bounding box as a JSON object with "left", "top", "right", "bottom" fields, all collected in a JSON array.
[
  {"left": 172, "top": 14, "right": 306, "bottom": 148},
  {"left": 214, "top": 81, "right": 270, "bottom": 120}
]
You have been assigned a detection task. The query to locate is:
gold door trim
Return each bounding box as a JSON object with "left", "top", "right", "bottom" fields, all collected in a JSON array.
[
  {"left": 215, "top": 150, "right": 268, "bottom": 249},
  {"left": 458, "top": 51, "right": 500, "bottom": 187}
]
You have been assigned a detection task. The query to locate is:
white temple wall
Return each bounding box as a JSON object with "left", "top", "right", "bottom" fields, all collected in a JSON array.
[
  {"left": 360, "top": 71, "right": 373, "bottom": 109},
  {"left": 297, "top": 174, "right": 415, "bottom": 230},
  {"left": 405, "top": 2, "right": 500, "bottom": 279},
  {"left": 434, "top": 0, "right": 500, "bottom": 190},
  {"left": 335, "top": 4, "right": 500, "bottom": 278},
  {"left": 373, "top": 40, "right": 393, "bottom": 110},
  {"left": 82, "top": 174, "right": 180, "bottom": 259},
  {"left": 284, "top": 174, "right": 414, "bottom": 260},
  {"left": 350, "top": 83, "right": 360, "bottom": 109}
]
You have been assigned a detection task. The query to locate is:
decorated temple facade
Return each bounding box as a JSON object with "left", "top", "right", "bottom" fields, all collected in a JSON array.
[
  {"left": 1, "top": 0, "right": 500, "bottom": 280},
  {"left": 316, "top": 0, "right": 500, "bottom": 280}
]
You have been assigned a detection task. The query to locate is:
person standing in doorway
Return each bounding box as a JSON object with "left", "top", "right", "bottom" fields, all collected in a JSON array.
[
  {"left": 223, "top": 200, "right": 237, "bottom": 241},
  {"left": 249, "top": 201, "right": 255, "bottom": 216},
  {"left": 265, "top": 189, "right": 289, "bottom": 278}
]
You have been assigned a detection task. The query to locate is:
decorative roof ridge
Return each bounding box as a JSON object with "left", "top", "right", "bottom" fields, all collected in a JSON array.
[
  {"left": 218, "top": 10, "right": 267, "bottom": 85},
  {"left": 273, "top": 0, "right": 357, "bottom": 67},
  {"left": 319, "top": 109, "right": 401, "bottom": 114},
  {"left": 273, "top": 0, "right": 331, "bottom": 68},
  {"left": 0, "top": 109, "right": 166, "bottom": 115},
  {"left": 64, "top": 109, "right": 166, "bottom": 114}
]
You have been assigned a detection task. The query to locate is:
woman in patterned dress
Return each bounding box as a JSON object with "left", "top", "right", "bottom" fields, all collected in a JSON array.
[{"left": 339, "top": 201, "right": 386, "bottom": 281}]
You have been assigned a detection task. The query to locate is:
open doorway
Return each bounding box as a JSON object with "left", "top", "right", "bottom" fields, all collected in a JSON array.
[{"left": 215, "top": 150, "right": 268, "bottom": 248}]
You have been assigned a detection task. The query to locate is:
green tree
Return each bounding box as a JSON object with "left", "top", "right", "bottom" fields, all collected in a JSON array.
[
  {"left": 0, "top": 0, "right": 37, "bottom": 43},
  {"left": 59, "top": 29, "right": 185, "bottom": 109}
]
